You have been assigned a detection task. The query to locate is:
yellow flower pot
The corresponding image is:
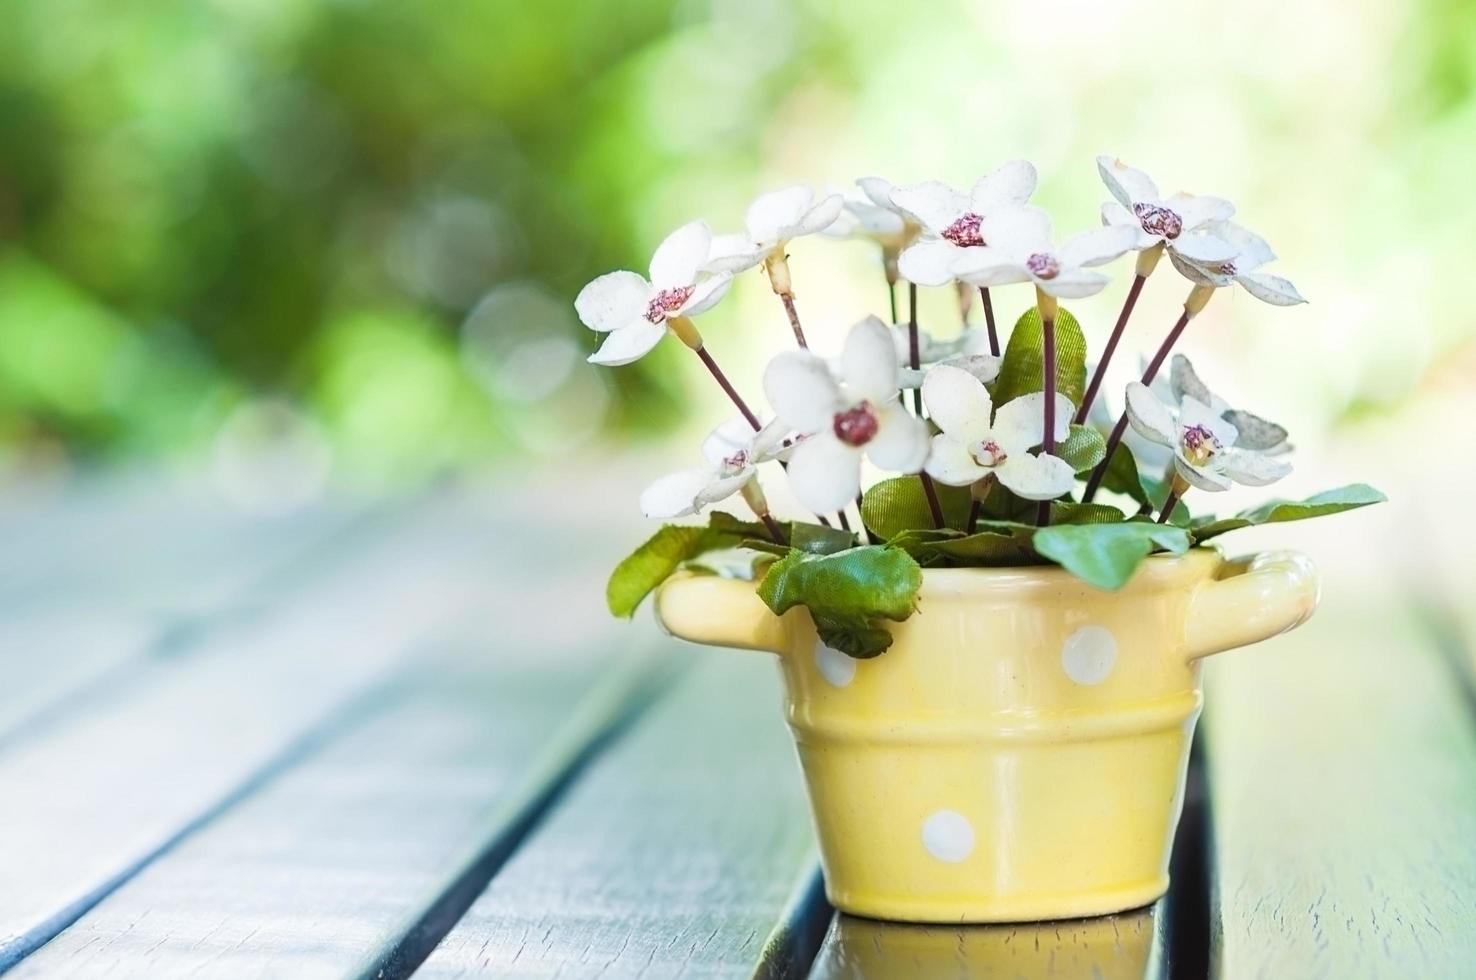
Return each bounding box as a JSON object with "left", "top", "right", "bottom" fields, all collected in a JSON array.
[{"left": 654, "top": 549, "right": 1318, "bottom": 923}]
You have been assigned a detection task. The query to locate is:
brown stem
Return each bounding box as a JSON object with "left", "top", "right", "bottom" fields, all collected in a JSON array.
[
  {"left": 908, "top": 282, "right": 923, "bottom": 415},
  {"left": 855, "top": 494, "right": 872, "bottom": 544},
  {"left": 835, "top": 508, "right": 851, "bottom": 532},
  {"left": 780, "top": 294, "right": 808, "bottom": 348},
  {"left": 1081, "top": 309, "right": 1193, "bottom": 503},
  {"left": 1037, "top": 312, "right": 1058, "bottom": 527},
  {"left": 1156, "top": 490, "right": 1180, "bottom": 525},
  {"left": 694, "top": 346, "right": 761, "bottom": 430},
  {"left": 979, "top": 287, "right": 999, "bottom": 356},
  {"left": 760, "top": 512, "right": 788, "bottom": 544},
  {"left": 967, "top": 498, "right": 980, "bottom": 534},
  {"left": 920, "top": 471, "right": 945, "bottom": 528},
  {"left": 1076, "top": 273, "right": 1146, "bottom": 424},
  {"left": 888, "top": 279, "right": 899, "bottom": 325}
]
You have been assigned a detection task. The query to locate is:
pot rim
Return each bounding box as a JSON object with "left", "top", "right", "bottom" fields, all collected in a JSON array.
[{"left": 912, "top": 546, "right": 1223, "bottom": 597}]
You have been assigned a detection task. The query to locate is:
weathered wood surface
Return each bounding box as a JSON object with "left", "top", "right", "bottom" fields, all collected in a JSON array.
[
  {"left": 415, "top": 652, "right": 825, "bottom": 980},
  {"left": 1201, "top": 584, "right": 1476, "bottom": 979}
]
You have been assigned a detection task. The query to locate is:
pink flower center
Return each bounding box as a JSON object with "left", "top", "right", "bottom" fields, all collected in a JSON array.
[
  {"left": 1133, "top": 202, "right": 1183, "bottom": 240},
  {"left": 644, "top": 285, "right": 695, "bottom": 323},
  {"left": 1180, "top": 424, "right": 1222, "bottom": 466},
  {"left": 972, "top": 439, "right": 1007, "bottom": 467},
  {"left": 832, "top": 403, "right": 879, "bottom": 447},
  {"left": 1216, "top": 260, "right": 1237, "bottom": 276},
  {"left": 720, "top": 449, "right": 749, "bottom": 475},
  {"left": 1025, "top": 253, "right": 1060, "bottom": 280},
  {"left": 941, "top": 212, "right": 986, "bottom": 247}
]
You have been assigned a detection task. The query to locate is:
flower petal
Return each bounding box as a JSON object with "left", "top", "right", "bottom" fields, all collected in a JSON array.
[
  {"left": 1169, "top": 251, "right": 1229, "bottom": 287},
  {"left": 970, "top": 159, "right": 1038, "bottom": 210},
  {"left": 1175, "top": 454, "right": 1232, "bottom": 491},
  {"left": 857, "top": 176, "right": 899, "bottom": 211},
  {"left": 1179, "top": 395, "right": 1239, "bottom": 448},
  {"left": 1214, "top": 221, "right": 1277, "bottom": 272},
  {"left": 942, "top": 353, "right": 1002, "bottom": 385},
  {"left": 951, "top": 248, "right": 1030, "bottom": 288},
  {"left": 764, "top": 349, "right": 841, "bottom": 433},
  {"left": 1058, "top": 225, "right": 1138, "bottom": 268},
  {"left": 841, "top": 316, "right": 900, "bottom": 401},
  {"left": 979, "top": 206, "right": 1053, "bottom": 255},
  {"left": 786, "top": 432, "right": 862, "bottom": 513},
  {"left": 897, "top": 238, "right": 962, "bottom": 287},
  {"left": 1035, "top": 268, "right": 1111, "bottom": 299},
  {"left": 696, "top": 469, "right": 754, "bottom": 505},
  {"left": 588, "top": 320, "right": 666, "bottom": 366},
  {"left": 649, "top": 220, "right": 712, "bottom": 287},
  {"left": 991, "top": 391, "right": 1072, "bottom": 453},
  {"left": 924, "top": 433, "right": 988, "bottom": 487},
  {"left": 1238, "top": 271, "right": 1306, "bottom": 306},
  {"left": 1168, "top": 355, "right": 1223, "bottom": 412},
  {"left": 890, "top": 181, "right": 970, "bottom": 232},
  {"left": 922, "top": 364, "right": 994, "bottom": 443},
  {"left": 639, "top": 467, "right": 714, "bottom": 518},
  {"left": 703, "top": 233, "right": 765, "bottom": 274},
  {"left": 995, "top": 452, "right": 1076, "bottom": 501},
  {"left": 1096, "top": 155, "right": 1161, "bottom": 207},
  {"left": 745, "top": 185, "right": 813, "bottom": 245},
  {"left": 1222, "top": 409, "right": 1289, "bottom": 453},
  {"left": 1165, "top": 193, "right": 1235, "bottom": 231},
  {"left": 1170, "top": 231, "right": 1237, "bottom": 264},
  {"left": 679, "top": 273, "right": 732, "bottom": 317},
  {"left": 575, "top": 271, "right": 651, "bottom": 332},
  {"left": 792, "top": 192, "right": 846, "bottom": 237},
  {"left": 1218, "top": 447, "right": 1292, "bottom": 487},
  {"left": 1124, "top": 382, "right": 1177, "bottom": 447},
  {"left": 866, "top": 401, "right": 930, "bottom": 472},
  {"left": 700, "top": 417, "right": 756, "bottom": 467}
]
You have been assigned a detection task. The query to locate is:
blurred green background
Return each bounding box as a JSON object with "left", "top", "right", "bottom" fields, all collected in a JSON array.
[{"left": 0, "top": 0, "right": 1472, "bottom": 495}]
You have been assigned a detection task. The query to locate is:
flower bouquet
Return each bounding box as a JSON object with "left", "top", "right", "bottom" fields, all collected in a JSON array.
[{"left": 579, "top": 158, "right": 1385, "bottom": 923}]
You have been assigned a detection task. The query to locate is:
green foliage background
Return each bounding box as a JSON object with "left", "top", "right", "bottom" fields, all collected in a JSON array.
[{"left": 0, "top": 0, "right": 1469, "bottom": 479}]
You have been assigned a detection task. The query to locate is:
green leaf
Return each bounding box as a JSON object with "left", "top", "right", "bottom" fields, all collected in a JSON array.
[
  {"left": 1097, "top": 442, "right": 1152, "bottom": 506},
  {"left": 1058, "top": 424, "right": 1106, "bottom": 473},
  {"left": 607, "top": 524, "right": 731, "bottom": 617},
  {"left": 1032, "top": 522, "right": 1192, "bottom": 591},
  {"left": 1191, "top": 484, "right": 1387, "bottom": 543},
  {"left": 860, "top": 475, "right": 971, "bottom": 538},
  {"left": 791, "top": 522, "right": 860, "bottom": 555},
  {"left": 1051, "top": 502, "right": 1127, "bottom": 525},
  {"left": 991, "top": 306, "right": 1088, "bottom": 408},
  {"left": 757, "top": 545, "right": 923, "bottom": 658}
]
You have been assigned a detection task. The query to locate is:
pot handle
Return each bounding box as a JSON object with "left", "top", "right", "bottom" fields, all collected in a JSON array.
[
  {"left": 1183, "top": 551, "right": 1320, "bottom": 662},
  {"left": 654, "top": 572, "right": 789, "bottom": 654}
]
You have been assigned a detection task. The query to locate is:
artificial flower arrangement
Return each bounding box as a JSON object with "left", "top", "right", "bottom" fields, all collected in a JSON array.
[{"left": 582, "top": 157, "right": 1385, "bottom": 659}]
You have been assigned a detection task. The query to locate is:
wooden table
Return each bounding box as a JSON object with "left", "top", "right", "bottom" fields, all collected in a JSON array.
[{"left": 1, "top": 473, "right": 1471, "bottom": 978}]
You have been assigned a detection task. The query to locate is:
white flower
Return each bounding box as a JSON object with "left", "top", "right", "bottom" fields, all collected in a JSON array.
[
  {"left": 823, "top": 177, "right": 922, "bottom": 251},
  {"left": 704, "top": 186, "right": 845, "bottom": 275},
  {"left": 1169, "top": 221, "right": 1307, "bottom": 306},
  {"left": 921, "top": 365, "right": 1076, "bottom": 501},
  {"left": 1096, "top": 156, "right": 1237, "bottom": 266},
  {"left": 639, "top": 417, "right": 786, "bottom": 519},
  {"left": 576, "top": 221, "right": 732, "bottom": 366},
  {"left": 887, "top": 324, "right": 1001, "bottom": 389},
  {"left": 1169, "top": 355, "right": 1290, "bottom": 454},
  {"left": 1125, "top": 383, "right": 1292, "bottom": 492},
  {"left": 763, "top": 316, "right": 929, "bottom": 513},
  {"left": 950, "top": 208, "right": 1138, "bottom": 299},
  {"left": 892, "top": 160, "right": 1038, "bottom": 286}
]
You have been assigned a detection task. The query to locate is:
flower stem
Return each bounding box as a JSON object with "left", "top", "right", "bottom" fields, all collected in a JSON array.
[
  {"left": 897, "top": 278, "right": 921, "bottom": 413},
  {"left": 920, "top": 471, "right": 945, "bottom": 528},
  {"left": 1081, "top": 294, "right": 1206, "bottom": 502},
  {"left": 887, "top": 278, "right": 899, "bottom": 325},
  {"left": 780, "top": 294, "right": 808, "bottom": 348},
  {"left": 760, "top": 512, "right": 788, "bottom": 544},
  {"left": 1036, "top": 289, "right": 1058, "bottom": 527},
  {"left": 856, "top": 493, "right": 872, "bottom": 544},
  {"left": 835, "top": 508, "right": 851, "bottom": 532},
  {"left": 695, "top": 346, "right": 761, "bottom": 431},
  {"left": 967, "top": 497, "right": 980, "bottom": 534},
  {"left": 1156, "top": 489, "right": 1180, "bottom": 525},
  {"left": 1076, "top": 272, "right": 1147, "bottom": 424},
  {"left": 979, "top": 287, "right": 999, "bottom": 357}
]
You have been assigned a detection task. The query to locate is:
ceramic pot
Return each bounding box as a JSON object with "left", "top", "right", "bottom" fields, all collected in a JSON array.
[{"left": 654, "top": 549, "right": 1318, "bottom": 923}]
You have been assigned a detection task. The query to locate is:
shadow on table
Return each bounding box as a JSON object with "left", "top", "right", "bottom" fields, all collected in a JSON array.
[{"left": 809, "top": 905, "right": 1163, "bottom": 979}]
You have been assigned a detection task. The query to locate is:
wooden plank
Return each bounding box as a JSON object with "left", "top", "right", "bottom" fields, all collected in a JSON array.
[
  {"left": 1202, "top": 589, "right": 1476, "bottom": 978},
  {"left": 809, "top": 905, "right": 1169, "bottom": 980},
  {"left": 413, "top": 651, "right": 822, "bottom": 979},
  {"left": 0, "top": 490, "right": 577, "bottom": 970},
  {"left": 8, "top": 644, "right": 662, "bottom": 979}
]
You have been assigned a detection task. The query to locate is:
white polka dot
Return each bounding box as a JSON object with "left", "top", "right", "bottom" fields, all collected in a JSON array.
[
  {"left": 1061, "top": 625, "right": 1118, "bottom": 685},
  {"left": 921, "top": 810, "right": 975, "bottom": 863},
  {"left": 814, "top": 641, "right": 856, "bottom": 687}
]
